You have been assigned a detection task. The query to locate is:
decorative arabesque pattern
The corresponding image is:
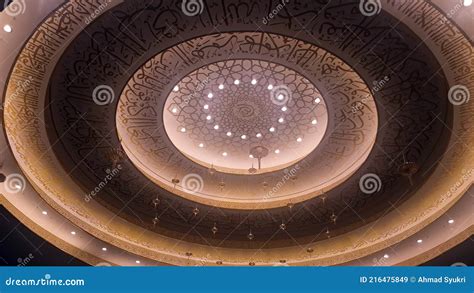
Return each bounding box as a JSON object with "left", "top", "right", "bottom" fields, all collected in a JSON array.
[
  {"left": 117, "top": 32, "right": 375, "bottom": 209},
  {"left": 2, "top": 0, "right": 472, "bottom": 266},
  {"left": 164, "top": 59, "right": 326, "bottom": 173},
  {"left": 46, "top": 0, "right": 447, "bottom": 243}
]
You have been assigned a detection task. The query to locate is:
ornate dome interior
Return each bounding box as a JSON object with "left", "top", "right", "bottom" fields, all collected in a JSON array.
[{"left": 0, "top": 0, "right": 473, "bottom": 266}]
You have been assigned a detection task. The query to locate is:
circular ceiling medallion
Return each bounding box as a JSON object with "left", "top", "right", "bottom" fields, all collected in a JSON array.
[
  {"left": 163, "top": 59, "right": 328, "bottom": 174},
  {"left": 116, "top": 32, "right": 378, "bottom": 209},
  {"left": 2, "top": 0, "right": 471, "bottom": 267}
]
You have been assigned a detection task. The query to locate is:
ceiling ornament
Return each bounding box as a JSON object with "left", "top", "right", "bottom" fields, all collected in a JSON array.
[{"left": 1, "top": 0, "right": 472, "bottom": 266}]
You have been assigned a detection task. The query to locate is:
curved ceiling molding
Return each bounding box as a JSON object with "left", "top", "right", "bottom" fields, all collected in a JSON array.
[{"left": 0, "top": 0, "right": 473, "bottom": 266}]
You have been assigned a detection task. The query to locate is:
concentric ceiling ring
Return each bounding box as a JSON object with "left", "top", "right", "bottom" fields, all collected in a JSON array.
[
  {"left": 1, "top": 0, "right": 472, "bottom": 266},
  {"left": 162, "top": 59, "right": 328, "bottom": 175},
  {"left": 116, "top": 32, "right": 378, "bottom": 209}
]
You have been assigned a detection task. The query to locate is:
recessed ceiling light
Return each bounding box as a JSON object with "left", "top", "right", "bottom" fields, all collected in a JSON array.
[
  {"left": 417, "top": 239, "right": 423, "bottom": 244},
  {"left": 3, "top": 24, "right": 12, "bottom": 33},
  {"left": 135, "top": 260, "right": 141, "bottom": 264},
  {"left": 251, "top": 79, "right": 257, "bottom": 85},
  {"left": 383, "top": 254, "right": 389, "bottom": 259},
  {"left": 241, "top": 135, "right": 247, "bottom": 139},
  {"left": 281, "top": 106, "right": 287, "bottom": 112},
  {"left": 315, "top": 97, "right": 321, "bottom": 104},
  {"left": 102, "top": 247, "right": 107, "bottom": 251},
  {"left": 226, "top": 131, "right": 232, "bottom": 137},
  {"left": 171, "top": 107, "right": 178, "bottom": 114},
  {"left": 208, "top": 93, "right": 213, "bottom": 98},
  {"left": 274, "top": 149, "right": 280, "bottom": 154},
  {"left": 222, "top": 152, "right": 228, "bottom": 157},
  {"left": 249, "top": 154, "right": 254, "bottom": 158},
  {"left": 218, "top": 84, "right": 224, "bottom": 90},
  {"left": 256, "top": 133, "right": 262, "bottom": 138},
  {"left": 203, "top": 104, "right": 209, "bottom": 110},
  {"left": 214, "top": 125, "right": 219, "bottom": 130},
  {"left": 448, "top": 219, "right": 454, "bottom": 224},
  {"left": 278, "top": 118, "right": 284, "bottom": 123},
  {"left": 269, "top": 127, "right": 275, "bottom": 132},
  {"left": 267, "top": 84, "right": 273, "bottom": 90},
  {"left": 180, "top": 127, "right": 186, "bottom": 133},
  {"left": 71, "top": 231, "right": 76, "bottom": 235},
  {"left": 173, "top": 85, "right": 179, "bottom": 92},
  {"left": 42, "top": 211, "right": 48, "bottom": 215},
  {"left": 463, "top": 0, "right": 472, "bottom": 6},
  {"left": 311, "top": 119, "right": 318, "bottom": 125},
  {"left": 277, "top": 94, "right": 284, "bottom": 101},
  {"left": 297, "top": 137, "right": 303, "bottom": 143},
  {"left": 206, "top": 115, "right": 212, "bottom": 121},
  {"left": 234, "top": 80, "right": 240, "bottom": 85},
  {"left": 198, "top": 143, "right": 204, "bottom": 148}
]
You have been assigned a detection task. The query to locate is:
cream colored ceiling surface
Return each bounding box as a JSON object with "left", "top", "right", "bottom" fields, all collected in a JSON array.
[{"left": 0, "top": 0, "right": 473, "bottom": 266}]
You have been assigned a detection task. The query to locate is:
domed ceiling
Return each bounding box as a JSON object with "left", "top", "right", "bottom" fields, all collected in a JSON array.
[{"left": 0, "top": 0, "right": 473, "bottom": 266}]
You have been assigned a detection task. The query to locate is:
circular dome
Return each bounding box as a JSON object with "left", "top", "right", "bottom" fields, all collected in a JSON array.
[
  {"left": 163, "top": 59, "right": 328, "bottom": 174},
  {"left": 2, "top": 0, "right": 471, "bottom": 267},
  {"left": 116, "top": 32, "right": 378, "bottom": 209}
]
